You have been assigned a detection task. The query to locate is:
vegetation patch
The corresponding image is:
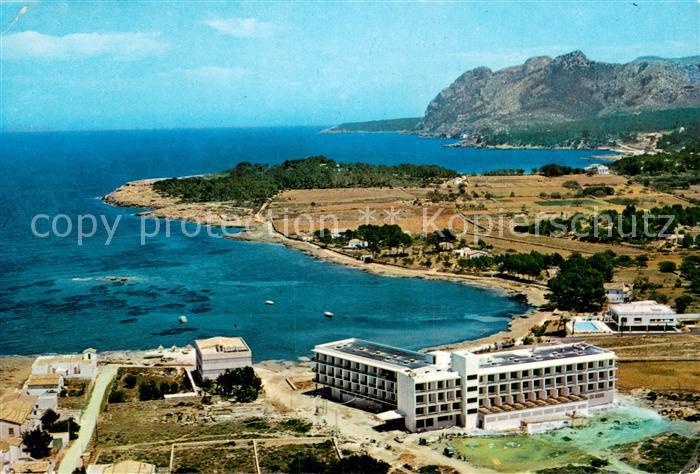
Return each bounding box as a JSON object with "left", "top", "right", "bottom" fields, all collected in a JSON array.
[
  {"left": 153, "top": 156, "right": 456, "bottom": 205},
  {"left": 172, "top": 443, "right": 257, "bottom": 473},
  {"left": 108, "top": 367, "right": 192, "bottom": 403}
]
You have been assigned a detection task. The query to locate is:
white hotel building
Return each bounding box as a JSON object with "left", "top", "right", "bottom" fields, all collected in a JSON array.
[{"left": 313, "top": 339, "right": 617, "bottom": 432}]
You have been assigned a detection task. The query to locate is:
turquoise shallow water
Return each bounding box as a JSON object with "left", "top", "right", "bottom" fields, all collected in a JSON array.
[{"left": 0, "top": 128, "right": 605, "bottom": 359}]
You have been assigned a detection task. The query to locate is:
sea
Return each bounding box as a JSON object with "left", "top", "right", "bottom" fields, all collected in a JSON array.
[{"left": 0, "top": 127, "right": 607, "bottom": 360}]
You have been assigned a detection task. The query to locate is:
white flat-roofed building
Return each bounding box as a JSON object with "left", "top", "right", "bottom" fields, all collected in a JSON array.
[
  {"left": 313, "top": 339, "right": 617, "bottom": 433},
  {"left": 604, "top": 282, "right": 633, "bottom": 303},
  {"left": 607, "top": 300, "right": 680, "bottom": 332},
  {"left": 195, "top": 336, "right": 252, "bottom": 380},
  {"left": 31, "top": 349, "right": 97, "bottom": 380}
]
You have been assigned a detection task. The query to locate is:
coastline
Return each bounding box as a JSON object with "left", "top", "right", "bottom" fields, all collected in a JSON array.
[{"left": 100, "top": 180, "right": 551, "bottom": 354}]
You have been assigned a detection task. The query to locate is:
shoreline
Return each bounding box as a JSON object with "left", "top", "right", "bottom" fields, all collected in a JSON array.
[
  {"left": 227, "top": 220, "right": 550, "bottom": 351},
  {"left": 101, "top": 179, "right": 551, "bottom": 354}
]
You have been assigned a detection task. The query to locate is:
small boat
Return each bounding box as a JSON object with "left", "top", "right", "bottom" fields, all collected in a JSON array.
[
  {"left": 265, "top": 300, "right": 275, "bottom": 305},
  {"left": 324, "top": 311, "right": 334, "bottom": 318},
  {"left": 178, "top": 315, "right": 188, "bottom": 324}
]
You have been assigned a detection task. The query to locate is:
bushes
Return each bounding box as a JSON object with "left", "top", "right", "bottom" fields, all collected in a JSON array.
[
  {"left": 108, "top": 389, "right": 126, "bottom": 403},
  {"left": 22, "top": 428, "right": 52, "bottom": 459},
  {"left": 123, "top": 374, "right": 137, "bottom": 389},
  {"left": 215, "top": 367, "right": 262, "bottom": 403},
  {"left": 658, "top": 261, "right": 677, "bottom": 273},
  {"left": 285, "top": 453, "right": 389, "bottom": 474}
]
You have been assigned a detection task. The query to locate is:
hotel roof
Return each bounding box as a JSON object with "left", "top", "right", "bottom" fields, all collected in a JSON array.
[
  {"left": 195, "top": 336, "right": 250, "bottom": 354},
  {"left": 314, "top": 338, "right": 433, "bottom": 371},
  {"left": 609, "top": 301, "right": 675, "bottom": 315},
  {"left": 474, "top": 343, "right": 612, "bottom": 369}
]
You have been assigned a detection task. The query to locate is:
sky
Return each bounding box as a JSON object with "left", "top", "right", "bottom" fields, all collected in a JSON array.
[{"left": 1, "top": 1, "right": 698, "bottom": 131}]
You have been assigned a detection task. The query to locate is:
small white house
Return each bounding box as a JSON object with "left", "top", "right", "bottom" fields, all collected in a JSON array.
[
  {"left": 345, "top": 239, "right": 369, "bottom": 249},
  {"left": 585, "top": 164, "right": 611, "bottom": 175},
  {"left": 604, "top": 283, "right": 633, "bottom": 304},
  {"left": 0, "top": 392, "right": 39, "bottom": 440},
  {"left": 31, "top": 349, "right": 97, "bottom": 381},
  {"left": 24, "top": 374, "right": 64, "bottom": 397},
  {"left": 195, "top": 336, "right": 252, "bottom": 380},
  {"left": 0, "top": 437, "right": 22, "bottom": 469},
  {"left": 452, "top": 247, "right": 489, "bottom": 259}
]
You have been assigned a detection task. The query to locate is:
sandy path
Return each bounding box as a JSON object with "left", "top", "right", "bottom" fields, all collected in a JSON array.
[{"left": 58, "top": 366, "right": 118, "bottom": 474}]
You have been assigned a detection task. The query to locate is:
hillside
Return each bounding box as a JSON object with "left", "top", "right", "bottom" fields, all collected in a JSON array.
[
  {"left": 420, "top": 51, "right": 700, "bottom": 139},
  {"left": 326, "top": 117, "right": 421, "bottom": 133}
]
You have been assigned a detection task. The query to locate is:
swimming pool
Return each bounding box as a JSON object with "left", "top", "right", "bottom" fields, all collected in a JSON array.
[{"left": 574, "top": 321, "right": 600, "bottom": 332}]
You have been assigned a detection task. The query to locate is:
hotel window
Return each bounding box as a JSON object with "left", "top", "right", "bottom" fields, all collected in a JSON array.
[
  {"left": 416, "top": 395, "right": 425, "bottom": 404},
  {"left": 487, "top": 375, "right": 495, "bottom": 382},
  {"left": 467, "top": 408, "right": 477, "bottom": 414},
  {"left": 544, "top": 367, "right": 551, "bottom": 375},
  {"left": 453, "top": 402, "right": 461, "bottom": 410},
  {"left": 467, "top": 386, "right": 476, "bottom": 392},
  {"left": 499, "top": 384, "right": 506, "bottom": 392},
  {"left": 534, "top": 369, "right": 541, "bottom": 376},
  {"left": 417, "top": 407, "right": 425, "bottom": 415},
  {"left": 455, "top": 378, "right": 462, "bottom": 385},
  {"left": 566, "top": 364, "right": 573, "bottom": 372},
  {"left": 467, "top": 397, "right": 477, "bottom": 404},
  {"left": 499, "top": 373, "right": 507, "bottom": 381},
  {"left": 416, "top": 383, "right": 426, "bottom": 391}
]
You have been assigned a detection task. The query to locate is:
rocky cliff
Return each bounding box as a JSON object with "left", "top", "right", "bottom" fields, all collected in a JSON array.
[{"left": 420, "top": 51, "right": 700, "bottom": 138}]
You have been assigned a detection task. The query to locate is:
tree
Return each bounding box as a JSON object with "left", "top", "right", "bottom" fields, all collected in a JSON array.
[
  {"left": 658, "top": 261, "right": 677, "bottom": 273},
  {"left": 635, "top": 255, "right": 649, "bottom": 268},
  {"left": 123, "top": 374, "right": 137, "bottom": 389},
  {"left": 330, "top": 455, "right": 390, "bottom": 474},
  {"left": 108, "top": 389, "right": 126, "bottom": 403},
  {"left": 215, "top": 367, "right": 262, "bottom": 402},
  {"left": 22, "top": 428, "right": 52, "bottom": 459},
  {"left": 138, "top": 380, "right": 161, "bottom": 401},
  {"left": 588, "top": 252, "right": 615, "bottom": 282},
  {"left": 50, "top": 418, "right": 80, "bottom": 440},
  {"left": 40, "top": 409, "right": 59, "bottom": 430},
  {"left": 548, "top": 254, "right": 606, "bottom": 312},
  {"left": 675, "top": 295, "right": 693, "bottom": 314}
]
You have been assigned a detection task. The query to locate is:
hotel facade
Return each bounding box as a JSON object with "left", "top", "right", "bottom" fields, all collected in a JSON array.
[{"left": 313, "top": 339, "right": 617, "bottom": 432}]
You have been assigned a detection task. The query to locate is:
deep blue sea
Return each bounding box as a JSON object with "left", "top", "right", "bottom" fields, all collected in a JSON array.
[{"left": 0, "top": 127, "right": 605, "bottom": 359}]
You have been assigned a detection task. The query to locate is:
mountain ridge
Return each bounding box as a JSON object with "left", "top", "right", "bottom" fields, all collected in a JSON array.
[{"left": 419, "top": 51, "right": 700, "bottom": 138}]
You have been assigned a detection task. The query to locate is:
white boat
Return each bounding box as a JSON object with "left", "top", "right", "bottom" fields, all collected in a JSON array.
[
  {"left": 178, "top": 315, "right": 188, "bottom": 324},
  {"left": 324, "top": 311, "right": 334, "bottom": 318},
  {"left": 265, "top": 300, "right": 275, "bottom": 305}
]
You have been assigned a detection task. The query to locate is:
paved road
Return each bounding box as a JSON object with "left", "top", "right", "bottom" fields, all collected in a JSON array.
[{"left": 58, "top": 365, "right": 118, "bottom": 474}]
